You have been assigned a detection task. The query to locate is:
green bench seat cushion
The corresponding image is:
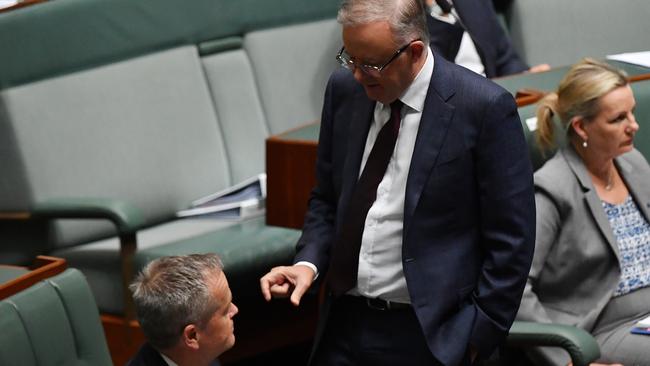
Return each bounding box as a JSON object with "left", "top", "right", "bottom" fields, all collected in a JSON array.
[{"left": 53, "top": 216, "right": 300, "bottom": 314}]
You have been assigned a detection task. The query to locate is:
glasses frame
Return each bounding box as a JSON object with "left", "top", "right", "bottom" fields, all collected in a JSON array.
[{"left": 336, "top": 40, "right": 419, "bottom": 77}]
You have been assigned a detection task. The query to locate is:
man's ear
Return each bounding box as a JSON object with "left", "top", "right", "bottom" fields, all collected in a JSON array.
[
  {"left": 570, "top": 115, "right": 588, "bottom": 141},
  {"left": 182, "top": 324, "right": 200, "bottom": 350},
  {"left": 409, "top": 40, "right": 426, "bottom": 62}
]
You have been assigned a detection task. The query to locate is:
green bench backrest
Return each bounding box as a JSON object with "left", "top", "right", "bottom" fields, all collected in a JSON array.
[
  {"left": 519, "top": 78, "right": 650, "bottom": 172},
  {"left": 506, "top": 0, "right": 650, "bottom": 67},
  {"left": 0, "top": 269, "right": 111, "bottom": 366},
  {"left": 0, "top": 0, "right": 340, "bottom": 263}
]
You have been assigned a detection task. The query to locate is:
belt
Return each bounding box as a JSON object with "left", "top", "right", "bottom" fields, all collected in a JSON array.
[{"left": 342, "top": 295, "right": 411, "bottom": 311}]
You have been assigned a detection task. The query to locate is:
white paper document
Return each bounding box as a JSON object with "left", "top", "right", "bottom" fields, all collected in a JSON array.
[
  {"left": 525, "top": 117, "right": 538, "bottom": 132},
  {"left": 0, "top": 0, "right": 19, "bottom": 9},
  {"left": 176, "top": 173, "right": 266, "bottom": 219},
  {"left": 606, "top": 51, "right": 650, "bottom": 68}
]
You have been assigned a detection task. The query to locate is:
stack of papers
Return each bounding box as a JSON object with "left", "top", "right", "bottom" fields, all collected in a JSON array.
[
  {"left": 0, "top": 0, "right": 19, "bottom": 10},
  {"left": 176, "top": 173, "right": 266, "bottom": 219},
  {"left": 606, "top": 51, "right": 650, "bottom": 68}
]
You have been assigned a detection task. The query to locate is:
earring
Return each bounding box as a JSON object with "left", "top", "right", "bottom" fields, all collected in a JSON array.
[{"left": 582, "top": 140, "right": 588, "bottom": 148}]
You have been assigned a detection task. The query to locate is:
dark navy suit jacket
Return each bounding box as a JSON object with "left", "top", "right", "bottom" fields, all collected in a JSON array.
[
  {"left": 125, "top": 343, "right": 221, "bottom": 366},
  {"left": 427, "top": 0, "right": 528, "bottom": 78},
  {"left": 295, "top": 56, "right": 535, "bottom": 365}
]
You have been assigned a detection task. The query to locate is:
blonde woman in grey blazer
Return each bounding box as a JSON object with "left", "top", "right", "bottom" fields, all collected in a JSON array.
[{"left": 517, "top": 59, "right": 650, "bottom": 366}]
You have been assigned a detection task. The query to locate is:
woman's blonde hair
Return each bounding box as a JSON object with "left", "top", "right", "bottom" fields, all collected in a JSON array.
[{"left": 536, "top": 58, "right": 628, "bottom": 150}]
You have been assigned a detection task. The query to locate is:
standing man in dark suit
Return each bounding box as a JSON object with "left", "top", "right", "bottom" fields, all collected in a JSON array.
[
  {"left": 425, "top": 0, "right": 549, "bottom": 77},
  {"left": 127, "top": 254, "right": 238, "bottom": 366},
  {"left": 260, "top": 0, "right": 535, "bottom": 365}
]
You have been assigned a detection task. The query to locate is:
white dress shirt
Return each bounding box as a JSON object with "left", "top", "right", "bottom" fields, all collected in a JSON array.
[
  {"left": 430, "top": 1, "right": 485, "bottom": 77},
  {"left": 160, "top": 352, "right": 178, "bottom": 366},
  {"left": 297, "top": 49, "right": 434, "bottom": 303},
  {"left": 348, "top": 48, "right": 435, "bottom": 303}
]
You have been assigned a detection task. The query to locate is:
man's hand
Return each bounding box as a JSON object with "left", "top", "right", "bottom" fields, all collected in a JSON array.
[{"left": 260, "top": 265, "right": 316, "bottom": 306}]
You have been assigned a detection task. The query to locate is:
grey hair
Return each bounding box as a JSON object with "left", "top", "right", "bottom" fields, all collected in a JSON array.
[
  {"left": 130, "top": 253, "right": 224, "bottom": 350},
  {"left": 337, "top": 0, "right": 430, "bottom": 46}
]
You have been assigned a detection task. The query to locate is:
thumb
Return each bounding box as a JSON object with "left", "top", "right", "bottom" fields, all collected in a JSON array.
[{"left": 289, "top": 280, "right": 310, "bottom": 306}]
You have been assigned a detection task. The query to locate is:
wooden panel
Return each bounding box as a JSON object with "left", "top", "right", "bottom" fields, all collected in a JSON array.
[
  {"left": 515, "top": 88, "right": 545, "bottom": 107},
  {"left": 266, "top": 131, "right": 318, "bottom": 229},
  {"left": 101, "top": 314, "right": 145, "bottom": 366},
  {"left": 0, "top": 255, "right": 67, "bottom": 299}
]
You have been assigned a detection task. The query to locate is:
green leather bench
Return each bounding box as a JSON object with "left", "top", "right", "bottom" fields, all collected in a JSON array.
[
  {"left": 504, "top": 0, "right": 650, "bottom": 68},
  {"left": 0, "top": 268, "right": 112, "bottom": 366},
  {"left": 0, "top": 0, "right": 338, "bottom": 309},
  {"left": 0, "top": 0, "right": 340, "bottom": 361},
  {"left": 494, "top": 60, "right": 650, "bottom": 101}
]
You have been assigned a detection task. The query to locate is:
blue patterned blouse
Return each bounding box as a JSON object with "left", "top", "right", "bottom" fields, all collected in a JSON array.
[{"left": 602, "top": 195, "right": 650, "bottom": 297}]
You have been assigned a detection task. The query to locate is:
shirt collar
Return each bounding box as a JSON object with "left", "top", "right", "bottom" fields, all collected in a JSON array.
[
  {"left": 397, "top": 46, "right": 434, "bottom": 113},
  {"left": 160, "top": 352, "right": 179, "bottom": 366}
]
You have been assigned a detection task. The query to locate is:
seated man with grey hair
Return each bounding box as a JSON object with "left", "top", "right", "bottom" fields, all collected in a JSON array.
[{"left": 127, "top": 253, "right": 238, "bottom": 366}]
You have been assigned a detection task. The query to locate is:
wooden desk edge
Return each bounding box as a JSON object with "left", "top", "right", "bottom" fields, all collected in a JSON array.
[{"left": 0, "top": 256, "right": 67, "bottom": 299}]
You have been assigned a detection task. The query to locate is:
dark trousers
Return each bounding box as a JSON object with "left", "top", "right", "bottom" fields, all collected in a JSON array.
[{"left": 310, "top": 295, "right": 442, "bottom": 366}]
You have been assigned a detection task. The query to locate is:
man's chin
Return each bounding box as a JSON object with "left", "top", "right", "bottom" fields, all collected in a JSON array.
[
  {"left": 363, "top": 85, "right": 385, "bottom": 102},
  {"left": 226, "top": 336, "right": 236, "bottom": 350}
]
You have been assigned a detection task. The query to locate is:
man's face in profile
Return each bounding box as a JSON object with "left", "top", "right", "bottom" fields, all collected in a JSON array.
[
  {"left": 342, "top": 20, "right": 416, "bottom": 105},
  {"left": 198, "top": 270, "right": 239, "bottom": 359}
]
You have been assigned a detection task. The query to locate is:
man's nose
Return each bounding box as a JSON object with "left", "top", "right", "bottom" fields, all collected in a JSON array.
[{"left": 352, "top": 66, "right": 365, "bottom": 83}]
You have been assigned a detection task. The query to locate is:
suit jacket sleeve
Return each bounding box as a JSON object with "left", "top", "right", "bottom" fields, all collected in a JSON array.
[
  {"left": 492, "top": 15, "right": 528, "bottom": 76},
  {"left": 482, "top": 0, "right": 528, "bottom": 76},
  {"left": 293, "top": 73, "right": 339, "bottom": 272},
  {"left": 455, "top": 0, "right": 528, "bottom": 77},
  {"left": 493, "top": 31, "right": 528, "bottom": 77},
  {"left": 467, "top": 90, "right": 536, "bottom": 356}
]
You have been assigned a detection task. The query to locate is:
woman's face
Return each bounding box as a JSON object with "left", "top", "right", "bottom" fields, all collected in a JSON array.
[{"left": 581, "top": 85, "right": 639, "bottom": 160}]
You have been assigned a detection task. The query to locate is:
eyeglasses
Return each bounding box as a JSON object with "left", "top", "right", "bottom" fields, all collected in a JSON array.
[{"left": 336, "top": 40, "right": 419, "bottom": 77}]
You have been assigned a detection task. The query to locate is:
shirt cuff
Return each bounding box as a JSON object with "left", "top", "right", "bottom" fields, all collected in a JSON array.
[{"left": 294, "top": 261, "right": 319, "bottom": 281}]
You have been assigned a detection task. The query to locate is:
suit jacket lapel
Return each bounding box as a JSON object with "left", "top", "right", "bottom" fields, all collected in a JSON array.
[
  {"left": 338, "top": 91, "right": 375, "bottom": 218},
  {"left": 404, "top": 57, "right": 456, "bottom": 236},
  {"left": 617, "top": 153, "right": 650, "bottom": 224},
  {"left": 562, "top": 147, "right": 620, "bottom": 261}
]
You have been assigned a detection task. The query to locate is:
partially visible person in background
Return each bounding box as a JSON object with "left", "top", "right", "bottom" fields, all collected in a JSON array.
[
  {"left": 127, "top": 254, "right": 238, "bottom": 366},
  {"left": 424, "top": 0, "right": 549, "bottom": 77},
  {"left": 517, "top": 58, "right": 649, "bottom": 366}
]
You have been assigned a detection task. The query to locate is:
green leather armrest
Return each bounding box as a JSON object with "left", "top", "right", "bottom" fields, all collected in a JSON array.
[
  {"left": 31, "top": 197, "right": 145, "bottom": 319},
  {"left": 32, "top": 197, "right": 144, "bottom": 235},
  {"left": 507, "top": 321, "right": 600, "bottom": 366}
]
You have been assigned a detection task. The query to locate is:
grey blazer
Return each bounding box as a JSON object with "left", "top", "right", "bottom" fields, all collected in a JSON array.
[{"left": 516, "top": 146, "right": 650, "bottom": 365}]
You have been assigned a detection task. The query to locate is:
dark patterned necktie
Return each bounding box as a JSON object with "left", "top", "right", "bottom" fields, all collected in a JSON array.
[
  {"left": 328, "top": 100, "right": 403, "bottom": 297},
  {"left": 435, "top": 0, "right": 453, "bottom": 14}
]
